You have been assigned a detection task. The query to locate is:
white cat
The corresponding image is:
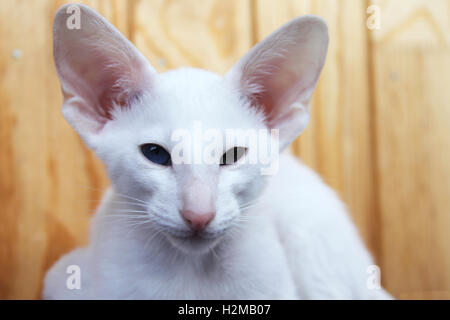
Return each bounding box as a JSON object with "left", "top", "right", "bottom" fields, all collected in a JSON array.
[{"left": 44, "top": 4, "right": 391, "bottom": 299}]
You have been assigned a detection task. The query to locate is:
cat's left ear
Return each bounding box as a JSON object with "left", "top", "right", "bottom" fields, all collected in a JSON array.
[
  {"left": 53, "top": 4, "right": 156, "bottom": 148},
  {"left": 225, "top": 15, "right": 328, "bottom": 150}
]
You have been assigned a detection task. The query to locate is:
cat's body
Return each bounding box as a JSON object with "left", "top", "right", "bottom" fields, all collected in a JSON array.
[
  {"left": 44, "top": 153, "right": 388, "bottom": 299},
  {"left": 44, "top": 4, "right": 391, "bottom": 299}
]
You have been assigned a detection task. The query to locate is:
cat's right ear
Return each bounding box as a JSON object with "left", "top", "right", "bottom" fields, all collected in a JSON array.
[
  {"left": 225, "top": 15, "right": 328, "bottom": 151},
  {"left": 53, "top": 4, "right": 156, "bottom": 148}
]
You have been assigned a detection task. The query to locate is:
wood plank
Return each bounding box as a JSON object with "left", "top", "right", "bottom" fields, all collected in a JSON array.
[
  {"left": 132, "top": 0, "right": 253, "bottom": 73},
  {"left": 0, "top": 0, "right": 126, "bottom": 299},
  {"left": 370, "top": 0, "right": 450, "bottom": 298},
  {"left": 254, "top": 0, "right": 379, "bottom": 259},
  {"left": 0, "top": 0, "right": 448, "bottom": 300}
]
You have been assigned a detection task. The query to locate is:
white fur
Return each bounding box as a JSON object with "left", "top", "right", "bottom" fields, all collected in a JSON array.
[{"left": 44, "top": 4, "right": 391, "bottom": 299}]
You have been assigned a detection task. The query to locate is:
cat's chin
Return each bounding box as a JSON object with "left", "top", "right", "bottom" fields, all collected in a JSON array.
[{"left": 165, "top": 233, "right": 222, "bottom": 255}]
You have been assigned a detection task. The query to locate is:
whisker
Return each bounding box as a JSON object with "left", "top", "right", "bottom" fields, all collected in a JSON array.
[
  {"left": 115, "top": 192, "right": 148, "bottom": 205},
  {"left": 124, "top": 220, "right": 153, "bottom": 238},
  {"left": 239, "top": 198, "right": 261, "bottom": 208},
  {"left": 80, "top": 186, "right": 149, "bottom": 205},
  {"left": 84, "top": 199, "right": 148, "bottom": 208},
  {"left": 98, "top": 214, "right": 149, "bottom": 219},
  {"left": 114, "top": 209, "right": 148, "bottom": 214},
  {"left": 144, "top": 228, "right": 165, "bottom": 251},
  {"left": 210, "top": 246, "right": 220, "bottom": 261},
  {"left": 239, "top": 201, "right": 259, "bottom": 209}
]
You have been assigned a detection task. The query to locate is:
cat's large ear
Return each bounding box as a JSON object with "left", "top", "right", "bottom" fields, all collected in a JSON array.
[
  {"left": 225, "top": 15, "right": 328, "bottom": 150},
  {"left": 53, "top": 4, "right": 156, "bottom": 148}
]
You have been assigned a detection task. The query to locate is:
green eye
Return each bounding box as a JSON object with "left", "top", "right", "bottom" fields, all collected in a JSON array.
[
  {"left": 140, "top": 144, "right": 172, "bottom": 166},
  {"left": 220, "top": 147, "right": 247, "bottom": 166}
]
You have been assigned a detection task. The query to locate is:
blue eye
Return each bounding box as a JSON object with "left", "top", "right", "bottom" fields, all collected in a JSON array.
[{"left": 140, "top": 144, "right": 172, "bottom": 166}]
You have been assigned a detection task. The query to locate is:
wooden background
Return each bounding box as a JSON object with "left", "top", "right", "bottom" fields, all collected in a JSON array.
[{"left": 0, "top": 0, "right": 449, "bottom": 299}]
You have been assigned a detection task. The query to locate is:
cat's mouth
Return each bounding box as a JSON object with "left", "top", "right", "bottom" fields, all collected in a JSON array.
[{"left": 164, "top": 230, "right": 223, "bottom": 255}]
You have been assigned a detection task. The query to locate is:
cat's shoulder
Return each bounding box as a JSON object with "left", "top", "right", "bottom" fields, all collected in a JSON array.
[
  {"left": 262, "top": 152, "right": 355, "bottom": 231},
  {"left": 265, "top": 153, "right": 346, "bottom": 214}
]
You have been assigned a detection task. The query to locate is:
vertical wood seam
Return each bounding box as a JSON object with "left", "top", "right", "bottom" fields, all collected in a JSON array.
[
  {"left": 249, "top": 0, "right": 259, "bottom": 46},
  {"left": 365, "top": 0, "right": 383, "bottom": 275},
  {"left": 127, "top": 0, "right": 138, "bottom": 41}
]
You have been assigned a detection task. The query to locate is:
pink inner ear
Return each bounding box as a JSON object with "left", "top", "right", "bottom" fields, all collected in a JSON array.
[
  {"left": 250, "top": 60, "right": 297, "bottom": 123},
  {"left": 53, "top": 4, "right": 156, "bottom": 138},
  {"left": 228, "top": 16, "right": 328, "bottom": 132},
  {"left": 75, "top": 49, "right": 147, "bottom": 121},
  {"left": 60, "top": 53, "right": 146, "bottom": 133},
  {"left": 97, "top": 81, "right": 143, "bottom": 120},
  {"left": 242, "top": 53, "right": 320, "bottom": 128}
]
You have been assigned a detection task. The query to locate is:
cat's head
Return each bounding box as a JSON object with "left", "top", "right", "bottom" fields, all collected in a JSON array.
[{"left": 53, "top": 4, "right": 328, "bottom": 254}]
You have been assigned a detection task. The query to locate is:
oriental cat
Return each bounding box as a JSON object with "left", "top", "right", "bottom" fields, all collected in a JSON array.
[{"left": 44, "top": 4, "right": 391, "bottom": 299}]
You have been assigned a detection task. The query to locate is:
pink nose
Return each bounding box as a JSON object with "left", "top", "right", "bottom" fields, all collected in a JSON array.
[{"left": 182, "top": 210, "right": 215, "bottom": 232}]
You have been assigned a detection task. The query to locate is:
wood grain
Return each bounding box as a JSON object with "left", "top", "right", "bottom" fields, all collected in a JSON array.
[
  {"left": 0, "top": 0, "right": 449, "bottom": 299},
  {"left": 369, "top": 0, "right": 450, "bottom": 299},
  {"left": 0, "top": 0, "right": 120, "bottom": 299},
  {"left": 132, "top": 0, "right": 253, "bottom": 73}
]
